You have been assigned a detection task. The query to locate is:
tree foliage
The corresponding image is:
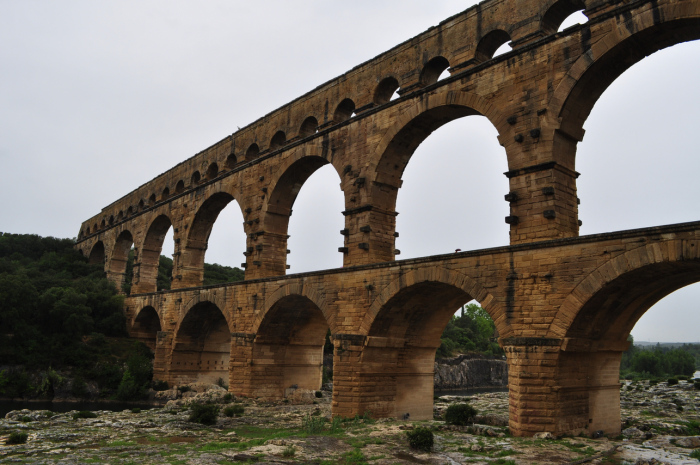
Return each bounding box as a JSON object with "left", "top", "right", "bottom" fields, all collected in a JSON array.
[
  {"left": 436, "top": 303, "right": 503, "bottom": 358},
  {"left": 620, "top": 336, "right": 698, "bottom": 379}
]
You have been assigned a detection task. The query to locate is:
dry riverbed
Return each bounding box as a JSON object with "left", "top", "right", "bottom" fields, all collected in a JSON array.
[{"left": 1, "top": 380, "right": 698, "bottom": 465}]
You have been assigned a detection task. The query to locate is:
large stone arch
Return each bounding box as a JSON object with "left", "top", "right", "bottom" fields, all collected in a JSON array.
[
  {"left": 544, "top": 237, "right": 700, "bottom": 436},
  {"left": 131, "top": 305, "right": 163, "bottom": 351},
  {"left": 177, "top": 186, "right": 245, "bottom": 289},
  {"left": 360, "top": 265, "right": 499, "bottom": 335},
  {"left": 244, "top": 289, "right": 331, "bottom": 400},
  {"left": 549, "top": 5, "right": 700, "bottom": 154},
  {"left": 253, "top": 148, "right": 344, "bottom": 277},
  {"left": 88, "top": 240, "right": 106, "bottom": 266},
  {"left": 132, "top": 213, "right": 174, "bottom": 294},
  {"left": 354, "top": 265, "right": 500, "bottom": 420},
  {"left": 170, "top": 298, "right": 232, "bottom": 386},
  {"left": 106, "top": 229, "right": 134, "bottom": 293},
  {"left": 252, "top": 281, "right": 329, "bottom": 334}
]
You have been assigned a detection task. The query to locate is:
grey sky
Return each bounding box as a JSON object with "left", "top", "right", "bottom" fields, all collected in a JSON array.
[{"left": 1, "top": 1, "right": 698, "bottom": 342}]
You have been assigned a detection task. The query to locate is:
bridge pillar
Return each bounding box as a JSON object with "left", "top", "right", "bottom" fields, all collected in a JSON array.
[
  {"left": 341, "top": 206, "right": 397, "bottom": 267},
  {"left": 131, "top": 246, "right": 161, "bottom": 294},
  {"left": 153, "top": 330, "right": 174, "bottom": 385},
  {"left": 503, "top": 337, "right": 624, "bottom": 437},
  {"left": 243, "top": 232, "right": 289, "bottom": 279},
  {"left": 229, "top": 332, "right": 255, "bottom": 396},
  {"left": 331, "top": 335, "right": 435, "bottom": 420},
  {"left": 505, "top": 163, "right": 580, "bottom": 244}
]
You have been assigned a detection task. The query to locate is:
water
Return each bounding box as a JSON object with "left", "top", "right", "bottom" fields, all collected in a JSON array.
[
  {"left": 434, "top": 386, "right": 508, "bottom": 397},
  {"left": 0, "top": 400, "right": 158, "bottom": 418}
]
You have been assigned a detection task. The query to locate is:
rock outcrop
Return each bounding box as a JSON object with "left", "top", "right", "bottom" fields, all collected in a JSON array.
[{"left": 434, "top": 355, "right": 508, "bottom": 390}]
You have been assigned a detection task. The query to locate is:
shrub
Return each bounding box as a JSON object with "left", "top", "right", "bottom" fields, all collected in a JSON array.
[
  {"left": 406, "top": 427, "right": 433, "bottom": 452},
  {"left": 19, "top": 416, "right": 32, "bottom": 423},
  {"left": 178, "top": 385, "right": 191, "bottom": 393},
  {"left": 223, "top": 405, "right": 244, "bottom": 417},
  {"left": 73, "top": 410, "right": 97, "bottom": 420},
  {"left": 302, "top": 414, "right": 327, "bottom": 434},
  {"left": 6, "top": 431, "right": 28, "bottom": 445},
  {"left": 668, "top": 378, "right": 679, "bottom": 386},
  {"left": 130, "top": 408, "right": 141, "bottom": 414},
  {"left": 282, "top": 445, "right": 296, "bottom": 457},
  {"left": 690, "top": 449, "right": 700, "bottom": 459},
  {"left": 444, "top": 403, "right": 477, "bottom": 426},
  {"left": 71, "top": 376, "right": 89, "bottom": 398},
  {"left": 152, "top": 380, "right": 169, "bottom": 391},
  {"left": 188, "top": 403, "right": 220, "bottom": 425},
  {"left": 315, "top": 390, "right": 323, "bottom": 398},
  {"left": 222, "top": 393, "right": 233, "bottom": 403},
  {"left": 216, "top": 377, "right": 228, "bottom": 390}
]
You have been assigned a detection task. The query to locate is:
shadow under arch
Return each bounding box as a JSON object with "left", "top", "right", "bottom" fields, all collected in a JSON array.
[
  {"left": 357, "top": 269, "right": 500, "bottom": 420},
  {"left": 89, "top": 241, "right": 105, "bottom": 266},
  {"left": 551, "top": 14, "right": 700, "bottom": 147},
  {"left": 547, "top": 238, "right": 700, "bottom": 435},
  {"left": 133, "top": 214, "right": 172, "bottom": 294},
  {"left": 131, "top": 305, "right": 162, "bottom": 351},
  {"left": 244, "top": 293, "right": 330, "bottom": 400},
  {"left": 170, "top": 300, "right": 231, "bottom": 385},
  {"left": 259, "top": 154, "right": 343, "bottom": 276},
  {"left": 179, "top": 190, "right": 245, "bottom": 288}
]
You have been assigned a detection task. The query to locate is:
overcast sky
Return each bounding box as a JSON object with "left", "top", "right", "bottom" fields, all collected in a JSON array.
[{"left": 1, "top": 1, "right": 698, "bottom": 342}]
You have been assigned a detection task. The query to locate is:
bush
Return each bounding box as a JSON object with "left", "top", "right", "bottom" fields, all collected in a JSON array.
[
  {"left": 71, "top": 376, "right": 89, "bottom": 398},
  {"left": 189, "top": 403, "right": 220, "bottom": 425},
  {"left": 444, "top": 403, "right": 477, "bottom": 426},
  {"left": 130, "top": 408, "right": 141, "bottom": 414},
  {"left": 315, "top": 390, "right": 323, "bottom": 398},
  {"left": 282, "top": 445, "right": 296, "bottom": 457},
  {"left": 668, "top": 378, "right": 679, "bottom": 386},
  {"left": 690, "top": 449, "right": 700, "bottom": 459},
  {"left": 222, "top": 393, "right": 233, "bottom": 403},
  {"left": 406, "top": 427, "right": 433, "bottom": 452},
  {"left": 302, "top": 414, "right": 326, "bottom": 434},
  {"left": 73, "top": 410, "right": 97, "bottom": 420},
  {"left": 6, "top": 431, "right": 28, "bottom": 445},
  {"left": 152, "top": 380, "right": 169, "bottom": 391},
  {"left": 223, "top": 405, "right": 244, "bottom": 417}
]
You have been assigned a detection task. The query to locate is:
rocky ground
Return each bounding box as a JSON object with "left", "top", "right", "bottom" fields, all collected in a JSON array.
[{"left": 0, "top": 379, "right": 698, "bottom": 465}]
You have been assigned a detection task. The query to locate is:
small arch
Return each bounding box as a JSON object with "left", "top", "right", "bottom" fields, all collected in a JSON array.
[
  {"left": 245, "top": 143, "right": 260, "bottom": 161},
  {"left": 333, "top": 98, "right": 356, "bottom": 122},
  {"left": 89, "top": 241, "right": 105, "bottom": 265},
  {"left": 149, "top": 194, "right": 156, "bottom": 205},
  {"left": 108, "top": 215, "right": 115, "bottom": 226},
  {"left": 541, "top": 0, "right": 586, "bottom": 34},
  {"left": 170, "top": 301, "right": 231, "bottom": 385},
  {"left": 117, "top": 211, "right": 124, "bottom": 221},
  {"left": 299, "top": 116, "right": 319, "bottom": 137},
  {"left": 474, "top": 30, "right": 512, "bottom": 63},
  {"left": 419, "top": 56, "right": 450, "bottom": 86},
  {"left": 225, "top": 154, "right": 237, "bottom": 170},
  {"left": 100, "top": 219, "right": 106, "bottom": 229},
  {"left": 138, "top": 199, "right": 145, "bottom": 211},
  {"left": 86, "top": 226, "right": 91, "bottom": 235},
  {"left": 132, "top": 306, "right": 161, "bottom": 351},
  {"left": 126, "top": 206, "right": 134, "bottom": 216},
  {"left": 270, "top": 131, "right": 286, "bottom": 150},
  {"left": 206, "top": 162, "right": 219, "bottom": 180},
  {"left": 191, "top": 171, "right": 201, "bottom": 185},
  {"left": 175, "top": 180, "right": 185, "bottom": 194},
  {"left": 374, "top": 77, "right": 400, "bottom": 105},
  {"left": 161, "top": 187, "right": 170, "bottom": 202},
  {"left": 93, "top": 222, "right": 98, "bottom": 232}
]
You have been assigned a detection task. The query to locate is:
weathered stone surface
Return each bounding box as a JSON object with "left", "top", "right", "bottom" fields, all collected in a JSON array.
[
  {"left": 72, "top": 0, "right": 700, "bottom": 438},
  {"left": 434, "top": 356, "right": 508, "bottom": 390}
]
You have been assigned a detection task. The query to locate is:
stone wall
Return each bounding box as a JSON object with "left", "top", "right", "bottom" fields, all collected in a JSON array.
[{"left": 434, "top": 355, "right": 508, "bottom": 390}]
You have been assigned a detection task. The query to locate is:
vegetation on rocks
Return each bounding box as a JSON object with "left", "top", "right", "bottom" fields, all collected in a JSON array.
[
  {"left": 620, "top": 336, "right": 699, "bottom": 380},
  {"left": 444, "top": 403, "right": 478, "bottom": 426}
]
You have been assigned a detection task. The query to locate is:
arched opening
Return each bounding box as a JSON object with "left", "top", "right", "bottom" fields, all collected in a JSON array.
[
  {"left": 299, "top": 116, "right": 319, "bottom": 137},
  {"left": 175, "top": 180, "right": 185, "bottom": 194},
  {"left": 149, "top": 194, "right": 156, "bottom": 205},
  {"left": 333, "top": 98, "right": 356, "bottom": 122},
  {"left": 161, "top": 187, "right": 170, "bottom": 202},
  {"left": 85, "top": 226, "right": 90, "bottom": 235},
  {"left": 92, "top": 222, "right": 98, "bottom": 232},
  {"left": 270, "top": 131, "right": 286, "bottom": 151},
  {"left": 191, "top": 171, "right": 201, "bottom": 185},
  {"left": 249, "top": 295, "right": 329, "bottom": 399},
  {"left": 474, "top": 30, "right": 512, "bottom": 62},
  {"left": 206, "top": 162, "right": 219, "bottom": 180},
  {"left": 89, "top": 241, "right": 105, "bottom": 265},
  {"left": 201, "top": 196, "right": 247, "bottom": 285},
  {"left": 571, "top": 37, "right": 700, "bottom": 235},
  {"left": 100, "top": 219, "right": 106, "bottom": 229},
  {"left": 374, "top": 77, "right": 400, "bottom": 105},
  {"left": 360, "top": 282, "right": 478, "bottom": 419},
  {"left": 419, "top": 56, "right": 450, "bottom": 86},
  {"left": 179, "top": 192, "right": 240, "bottom": 288},
  {"left": 117, "top": 211, "right": 124, "bottom": 222},
  {"left": 108, "top": 215, "right": 114, "bottom": 226},
  {"left": 541, "top": 0, "right": 586, "bottom": 34},
  {"left": 132, "top": 306, "right": 161, "bottom": 351},
  {"left": 109, "top": 230, "right": 134, "bottom": 293},
  {"left": 245, "top": 143, "right": 260, "bottom": 161},
  {"left": 225, "top": 154, "right": 237, "bottom": 170},
  {"left": 557, "top": 259, "right": 700, "bottom": 435},
  {"left": 138, "top": 199, "right": 145, "bottom": 211},
  {"left": 376, "top": 104, "right": 509, "bottom": 258},
  {"left": 126, "top": 206, "right": 133, "bottom": 216},
  {"left": 170, "top": 301, "right": 230, "bottom": 386},
  {"left": 133, "top": 215, "right": 173, "bottom": 294},
  {"left": 263, "top": 156, "right": 339, "bottom": 275}
]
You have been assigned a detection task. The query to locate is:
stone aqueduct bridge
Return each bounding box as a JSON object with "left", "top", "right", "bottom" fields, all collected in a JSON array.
[{"left": 75, "top": 0, "right": 700, "bottom": 436}]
